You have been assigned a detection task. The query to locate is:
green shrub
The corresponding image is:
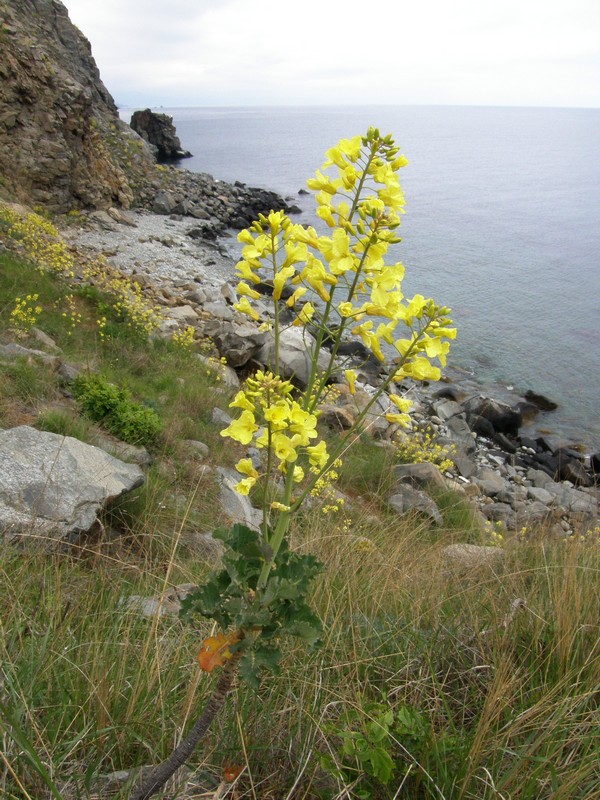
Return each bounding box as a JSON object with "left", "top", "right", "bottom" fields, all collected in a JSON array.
[{"left": 72, "top": 373, "right": 162, "bottom": 446}]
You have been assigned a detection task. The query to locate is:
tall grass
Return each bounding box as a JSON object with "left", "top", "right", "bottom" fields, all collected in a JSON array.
[{"left": 2, "top": 508, "right": 597, "bottom": 799}]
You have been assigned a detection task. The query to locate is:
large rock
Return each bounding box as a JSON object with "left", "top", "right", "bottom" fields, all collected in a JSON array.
[
  {"left": 0, "top": 342, "right": 60, "bottom": 367},
  {"left": 472, "top": 467, "right": 507, "bottom": 498},
  {"left": 130, "top": 108, "right": 192, "bottom": 162},
  {"left": 208, "top": 320, "right": 267, "bottom": 368},
  {"left": 0, "top": 426, "right": 144, "bottom": 544},
  {"left": 217, "top": 468, "right": 263, "bottom": 531},
  {"left": 393, "top": 462, "right": 447, "bottom": 490},
  {"left": 463, "top": 395, "right": 522, "bottom": 436},
  {"left": 389, "top": 485, "right": 443, "bottom": 526},
  {"left": 256, "top": 327, "right": 330, "bottom": 387}
]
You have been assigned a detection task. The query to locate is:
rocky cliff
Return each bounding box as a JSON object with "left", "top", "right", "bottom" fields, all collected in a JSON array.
[{"left": 0, "top": 0, "right": 154, "bottom": 211}]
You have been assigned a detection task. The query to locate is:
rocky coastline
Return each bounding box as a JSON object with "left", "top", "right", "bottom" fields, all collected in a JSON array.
[{"left": 56, "top": 169, "right": 599, "bottom": 541}]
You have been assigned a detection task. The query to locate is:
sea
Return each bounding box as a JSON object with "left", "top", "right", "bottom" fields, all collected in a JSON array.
[{"left": 120, "top": 105, "right": 600, "bottom": 451}]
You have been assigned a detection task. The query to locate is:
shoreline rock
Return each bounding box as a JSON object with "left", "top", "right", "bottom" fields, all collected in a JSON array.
[{"left": 130, "top": 108, "right": 192, "bottom": 162}]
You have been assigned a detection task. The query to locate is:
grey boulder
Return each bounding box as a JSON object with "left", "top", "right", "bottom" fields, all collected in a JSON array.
[
  {"left": 0, "top": 426, "right": 144, "bottom": 545},
  {"left": 256, "top": 327, "right": 330, "bottom": 387}
]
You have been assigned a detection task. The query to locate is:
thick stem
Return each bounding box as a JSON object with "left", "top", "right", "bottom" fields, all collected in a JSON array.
[{"left": 129, "top": 655, "right": 240, "bottom": 800}]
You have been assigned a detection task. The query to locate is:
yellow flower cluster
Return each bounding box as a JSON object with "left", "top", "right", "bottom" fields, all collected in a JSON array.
[
  {"left": 394, "top": 427, "right": 456, "bottom": 473},
  {"left": 172, "top": 325, "right": 196, "bottom": 350},
  {"left": 0, "top": 207, "right": 75, "bottom": 277},
  {"left": 484, "top": 520, "right": 506, "bottom": 547},
  {"left": 205, "top": 355, "right": 228, "bottom": 382},
  {"left": 231, "top": 127, "right": 456, "bottom": 390},
  {"left": 0, "top": 204, "right": 160, "bottom": 340},
  {"left": 97, "top": 315, "right": 107, "bottom": 339},
  {"left": 310, "top": 459, "right": 345, "bottom": 514},
  {"left": 220, "top": 371, "right": 330, "bottom": 496},
  {"left": 82, "top": 257, "right": 161, "bottom": 337},
  {"left": 564, "top": 525, "right": 600, "bottom": 545},
  {"left": 10, "top": 294, "right": 42, "bottom": 334},
  {"left": 219, "top": 128, "right": 456, "bottom": 533}
]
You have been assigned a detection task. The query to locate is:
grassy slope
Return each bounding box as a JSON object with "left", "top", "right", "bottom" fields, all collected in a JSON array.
[{"left": 0, "top": 249, "right": 598, "bottom": 799}]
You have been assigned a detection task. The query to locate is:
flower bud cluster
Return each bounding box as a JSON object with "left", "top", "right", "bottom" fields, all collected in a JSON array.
[{"left": 220, "top": 371, "right": 330, "bottom": 496}]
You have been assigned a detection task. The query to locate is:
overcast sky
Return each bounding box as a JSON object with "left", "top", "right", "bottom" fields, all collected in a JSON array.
[{"left": 64, "top": 0, "right": 600, "bottom": 109}]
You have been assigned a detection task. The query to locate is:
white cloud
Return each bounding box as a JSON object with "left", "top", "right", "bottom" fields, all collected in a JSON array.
[{"left": 64, "top": 0, "right": 600, "bottom": 107}]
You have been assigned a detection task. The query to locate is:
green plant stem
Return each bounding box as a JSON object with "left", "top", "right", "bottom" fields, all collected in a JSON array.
[
  {"left": 290, "top": 323, "right": 432, "bottom": 513},
  {"left": 270, "top": 230, "right": 281, "bottom": 377},
  {"left": 129, "top": 653, "right": 241, "bottom": 800},
  {"left": 256, "top": 465, "right": 296, "bottom": 590}
]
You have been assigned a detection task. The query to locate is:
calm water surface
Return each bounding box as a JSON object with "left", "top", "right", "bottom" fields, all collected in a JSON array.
[{"left": 122, "top": 105, "right": 600, "bottom": 449}]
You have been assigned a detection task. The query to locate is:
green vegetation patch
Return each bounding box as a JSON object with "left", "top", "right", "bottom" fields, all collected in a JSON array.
[{"left": 72, "top": 373, "right": 162, "bottom": 447}]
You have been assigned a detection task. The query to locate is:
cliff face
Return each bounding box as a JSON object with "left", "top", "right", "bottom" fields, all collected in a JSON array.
[{"left": 0, "top": 0, "right": 153, "bottom": 211}]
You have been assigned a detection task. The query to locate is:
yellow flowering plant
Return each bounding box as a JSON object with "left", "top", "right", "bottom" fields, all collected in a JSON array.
[{"left": 135, "top": 128, "right": 456, "bottom": 800}]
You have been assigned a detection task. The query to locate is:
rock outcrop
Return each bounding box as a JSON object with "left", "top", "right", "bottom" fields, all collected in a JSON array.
[
  {"left": 0, "top": 1, "right": 294, "bottom": 225},
  {"left": 0, "top": 0, "right": 154, "bottom": 211},
  {"left": 130, "top": 109, "right": 192, "bottom": 161}
]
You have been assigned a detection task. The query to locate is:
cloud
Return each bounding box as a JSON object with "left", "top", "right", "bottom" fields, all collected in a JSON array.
[{"left": 64, "top": 0, "right": 600, "bottom": 107}]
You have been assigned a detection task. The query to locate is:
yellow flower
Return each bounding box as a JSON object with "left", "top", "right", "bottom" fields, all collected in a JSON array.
[
  {"left": 316, "top": 204, "right": 336, "bottom": 227},
  {"left": 235, "top": 458, "right": 259, "bottom": 480},
  {"left": 237, "top": 229, "right": 255, "bottom": 244},
  {"left": 230, "top": 391, "right": 255, "bottom": 412},
  {"left": 267, "top": 210, "right": 286, "bottom": 233},
  {"left": 237, "top": 281, "right": 261, "bottom": 300},
  {"left": 396, "top": 357, "right": 441, "bottom": 382},
  {"left": 341, "top": 165, "right": 359, "bottom": 189},
  {"left": 234, "top": 457, "right": 259, "bottom": 495},
  {"left": 264, "top": 401, "right": 289, "bottom": 427},
  {"left": 285, "top": 287, "right": 307, "bottom": 307},
  {"left": 318, "top": 229, "right": 355, "bottom": 275},
  {"left": 282, "top": 240, "right": 308, "bottom": 267},
  {"left": 294, "top": 302, "right": 315, "bottom": 326},
  {"left": 235, "top": 260, "right": 261, "bottom": 284},
  {"left": 297, "top": 255, "right": 336, "bottom": 301},
  {"left": 307, "top": 440, "right": 328, "bottom": 469},
  {"left": 344, "top": 369, "right": 357, "bottom": 395},
  {"left": 338, "top": 301, "right": 355, "bottom": 318},
  {"left": 405, "top": 294, "right": 427, "bottom": 319},
  {"left": 353, "top": 321, "right": 385, "bottom": 362},
  {"left": 306, "top": 169, "right": 339, "bottom": 194},
  {"left": 235, "top": 477, "right": 256, "bottom": 495},
  {"left": 234, "top": 296, "right": 260, "bottom": 321},
  {"left": 272, "top": 433, "right": 298, "bottom": 463},
  {"left": 273, "top": 265, "right": 296, "bottom": 301},
  {"left": 270, "top": 501, "right": 291, "bottom": 512},
  {"left": 292, "top": 465, "right": 305, "bottom": 483},
  {"left": 288, "top": 403, "right": 318, "bottom": 444},
  {"left": 385, "top": 412, "right": 411, "bottom": 428},
  {"left": 389, "top": 394, "right": 412, "bottom": 412},
  {"left": 422, "top": 335, "right": 451, "bottom": 366},
  {"left": 220, "top": 410, "right": 258, "bottom": 445}
]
